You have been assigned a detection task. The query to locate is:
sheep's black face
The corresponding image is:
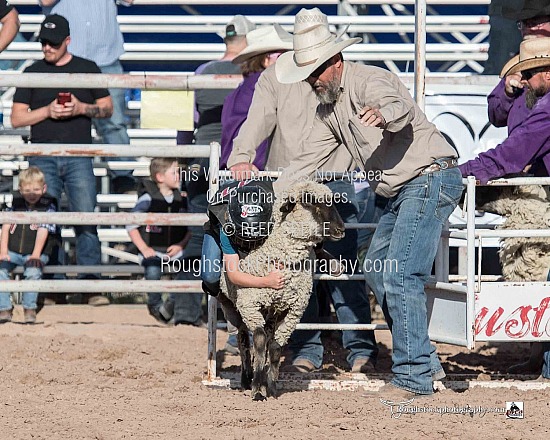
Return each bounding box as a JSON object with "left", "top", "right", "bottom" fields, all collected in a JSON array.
[{"left": 300, "top": 192, "right": 345, "bottom": 241}]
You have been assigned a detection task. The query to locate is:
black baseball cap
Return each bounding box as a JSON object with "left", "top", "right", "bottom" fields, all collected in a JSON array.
[{"left": 39, "top": 14, "right": 70, "bottom": 45}]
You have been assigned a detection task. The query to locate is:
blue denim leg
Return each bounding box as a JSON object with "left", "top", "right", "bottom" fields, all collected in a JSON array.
[
  {"left": 287, "top": 180, "right": 378, "bottom": 368},
  {"left": 201, "top": 233, "right": 223, "bottom": 291},
  {"left": 62, "top": 158, "right": 102, "bottom": 267},
  {"left": 365, "top": 168, "right": 463, "bottom": 394},
  {"left": 144, "top": 260, "right": 162, "bottom": 309},
  {"left": 173, "top": 257, "right": 204, "bottom": 324},
  {"left": 0, "top": 259, "right": 15, "bottom": 311},
  {"left": 94, "top": 61, "right": 133, "bottom": 180},
  {"left": 29, "top": 157, "right": 101, "bottom": 268},
  {"left": 0, "top": 252, "right": 47, "bottom": 310},
  {"left": 356, "top": 186, "right": 378, "bottom": 251},
  {"left": 21, "top": 253, "right": 49, "bottom": 310}
]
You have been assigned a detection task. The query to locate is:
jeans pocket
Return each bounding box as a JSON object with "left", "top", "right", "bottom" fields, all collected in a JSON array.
[{"left": 435, "top": 183, "right": 464, "bottom": 223}]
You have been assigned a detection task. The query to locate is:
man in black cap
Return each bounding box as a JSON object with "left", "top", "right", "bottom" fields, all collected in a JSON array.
[{"left": 11, "top": 14, "right": 113, "bottom": 306}]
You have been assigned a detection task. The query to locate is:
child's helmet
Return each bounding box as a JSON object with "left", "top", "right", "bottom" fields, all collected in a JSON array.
[{"left": 226, "top": 185, "right": 274, "bottom": 251}]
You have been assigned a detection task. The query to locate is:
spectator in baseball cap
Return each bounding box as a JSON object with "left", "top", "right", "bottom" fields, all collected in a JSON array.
[
  {"left": 38, "top": 14, "right": 70, "bottom": 46},
  {"left": 218, "top": 14, "right": 256, "bottom": 40}
]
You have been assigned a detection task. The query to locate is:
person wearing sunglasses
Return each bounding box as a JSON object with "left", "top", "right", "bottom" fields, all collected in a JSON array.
[
  {"left": 226, "top": 14, "right": 380, "bottom": 377},
  {"left": 10, "top": 14, "right": 113, "bottom": 307},
  {"left": 460, "top": 38, "right": 550, "bottom": 385},
  {"left": 462, "top": 38, "right": 550, "bottom": 184},
  {"left": 488, "top": 0, "right": 550, "bottom": 136}
]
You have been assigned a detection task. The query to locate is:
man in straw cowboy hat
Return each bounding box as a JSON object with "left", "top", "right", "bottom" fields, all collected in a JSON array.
[
  {"left": 226, "top": 17, "right": 379, "bottom": 375},
  {"left": 273, "top": 8, "right": 462, "bottom": 397},
  {"left": 489, "top": 0, "right": 550, "bottom": 136},
  {"left": 484, "top": 0, "right": 550, "bottom": 378},
  {"left": 460, "top": 39, "right": 550, "bottom": 383}
]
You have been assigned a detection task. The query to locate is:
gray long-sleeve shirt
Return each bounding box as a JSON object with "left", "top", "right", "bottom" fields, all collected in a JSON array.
[
  {"left": 227, "top": 64, "right": 356, "bottom": 173},
  {"left": 274, "top": 62, "right": 456, "bottom": 198}
]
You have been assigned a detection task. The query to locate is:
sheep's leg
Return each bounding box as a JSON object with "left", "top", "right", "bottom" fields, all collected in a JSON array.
[
  {"left": 251, "top": 327, "right": 268, "bottom": 401},
  {"left": 237, "top": 326, "right": 253, "bottom": 390},
  {"left": 267, "top": 339, "right": 282, "bottom": 398},
  {"left": 264, "top": 311, "right": 285, "bottom": 398}
]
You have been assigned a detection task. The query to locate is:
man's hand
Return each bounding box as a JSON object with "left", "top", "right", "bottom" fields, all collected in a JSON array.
[
  {"left": 230, "top": 162, "right": 259, "bottom": 181},
  {"left": 140, "top": 246, "right": 157, "bottom": 259},
  {"left": 0, "top": 252, "right": 9, "bottom": 262},
  {"left": 166, "top": 244, "right": 183, "bottom": 257},
  {"left": 358, "top": 105, "right": 386, "bottom": 128},
  {"left": 48, "top": 98, "right": 74, "bottom": 120},
  {"left": 24, "top": 258, "right": 44, "bottom": 269},
  {"left": 505, "top": 73, "right": 523, "bottom": 96}
]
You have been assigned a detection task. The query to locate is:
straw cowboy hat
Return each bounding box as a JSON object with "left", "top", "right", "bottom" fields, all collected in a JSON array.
[
  {"left": 275, "top": 8, "right": 361, "bottom": 84},
  {"left": 232, "top": 24, "right": 293, "bottom": 65},
  {"left": 506, "top": 37, "right": 550, "bottom": 76}
]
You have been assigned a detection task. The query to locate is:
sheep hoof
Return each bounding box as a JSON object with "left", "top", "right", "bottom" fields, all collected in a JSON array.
[{"left": 252, "top": 391, "right": 267, "bottom": 401}]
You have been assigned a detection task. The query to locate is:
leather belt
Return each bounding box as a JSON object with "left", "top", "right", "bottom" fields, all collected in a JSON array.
[{"left": 419, "top": 157, "right": 458, "bottom": 176}]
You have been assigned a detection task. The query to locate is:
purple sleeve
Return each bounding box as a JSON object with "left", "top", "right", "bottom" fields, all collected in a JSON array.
[
  {"left": 220, "top": 73, "right": 268, "bottom": 170},
  {"left": 487, "top": 78, "right": 516, "bottom": 128},
  {"left": 460, "top": 97, "right": 550, "bottom": 184}
]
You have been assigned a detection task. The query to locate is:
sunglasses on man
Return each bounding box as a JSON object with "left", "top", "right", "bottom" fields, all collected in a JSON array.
[
  {"left": 39, "top": 39, "right": 63, "bottom": 49},
  {"left": 521, "top": 67, "right": 548, "bottom": 81}
]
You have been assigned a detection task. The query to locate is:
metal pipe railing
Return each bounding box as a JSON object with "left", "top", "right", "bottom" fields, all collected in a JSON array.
[{"left": 0, "top": 143, "right": 210, "bottom": 158}]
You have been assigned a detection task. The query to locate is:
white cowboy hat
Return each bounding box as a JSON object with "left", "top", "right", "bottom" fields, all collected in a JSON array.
[
  {"left": 232, "top": 24, "right": 293, "bottom": 65},
  {"left": 275, "top": 8, "right": 361, "bottom": 84},
  {"left": 506, "top": 37, "right": 550, "bottom": 76}
]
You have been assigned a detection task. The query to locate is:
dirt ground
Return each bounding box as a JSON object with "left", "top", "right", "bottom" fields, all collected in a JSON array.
[{"left": 1, "top": 304, "right": 549, "bottom": 439}]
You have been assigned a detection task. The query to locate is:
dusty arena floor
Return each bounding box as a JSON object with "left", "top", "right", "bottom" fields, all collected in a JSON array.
[{"left": 1, "top": 305, "right": 549, "bottom": 439}]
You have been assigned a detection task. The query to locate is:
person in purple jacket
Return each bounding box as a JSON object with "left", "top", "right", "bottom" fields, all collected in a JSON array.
[
  {"left": 460, "top": 36, "right": 550, "bottom": 382},
  {"left": 487, "top": 0, "right": 550, "bottom": 140},
  {"left": 220, "top": 25, "right": 293, "bottom": 169}
]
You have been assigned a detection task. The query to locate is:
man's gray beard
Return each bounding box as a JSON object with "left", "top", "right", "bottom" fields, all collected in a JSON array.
[
  {"left": 314, "top": 77, "right": 341, "bottom": 105},
  {"left": 525, "top": 84, "right": 547, "bottom": 109}
]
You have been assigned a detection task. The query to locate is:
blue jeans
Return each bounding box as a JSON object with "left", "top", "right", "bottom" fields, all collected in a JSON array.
[
  {"left": 365, "top": 167, "right": 463, "bottom": 394},
  {"left": 201, "top": 233, "right": 222, "bottom": 291},
  {"left": 141, "top": 257, "right": 170, "bottom": 310},
  {"left": 0, "top": 252, "right": 49, "bottom": 310},
  {"left": 356, "top": 186, "right": 386, "bottom": 257},
  {"left": 287, "top": 180, "right": 378, "bottom": 368},
  {"left": 173, "top": 257, "right": 204, "bottom": 325},
  {"left": 94, "top": 61, "right": 133, "bottom": 180},
  {"left": 28, "top": 157, "right": 101, "bottom": 267}
]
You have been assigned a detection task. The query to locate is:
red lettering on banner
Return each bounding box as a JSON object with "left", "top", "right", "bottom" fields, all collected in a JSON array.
[
  {"left": 475, "top": 307, "right": 505, "bottom": 337},
  {"left": 475, "top": 297, "right": 550, "bottom": 339},
  {"left": 504, "top": 305, "right": 532, "bottom": 339},
  {"left": 532, "top": 297, "right": 550, "bottom": 337}
]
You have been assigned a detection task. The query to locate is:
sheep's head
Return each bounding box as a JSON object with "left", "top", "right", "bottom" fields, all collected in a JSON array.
[{"left": 275, "top": 181, "right": 345, "bottom": 242}]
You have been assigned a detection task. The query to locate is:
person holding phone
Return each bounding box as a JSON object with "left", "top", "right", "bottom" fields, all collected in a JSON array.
[
  {"left": 10, "top": 14, "right": 113, "bottom": 306},
  {"left": 39, "top": 0, "right": 136, "bottom": 194}
]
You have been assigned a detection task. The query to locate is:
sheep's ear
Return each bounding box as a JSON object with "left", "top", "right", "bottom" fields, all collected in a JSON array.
[{"left": 279, "top": 200, "right": 296, "bottom": 221}]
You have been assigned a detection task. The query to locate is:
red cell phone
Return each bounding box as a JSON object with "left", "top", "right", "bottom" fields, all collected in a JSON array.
[{"left": 57, "top": 92, "right": 71, "bottom": 105}]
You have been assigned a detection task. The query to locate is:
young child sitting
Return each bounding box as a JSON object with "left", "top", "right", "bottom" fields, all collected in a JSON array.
[
  {"left": 127, "top": 158, "right": 191, "bottom": 324},
  {"left": 0, "top": 167, "right": 57, "bottom": 324}
]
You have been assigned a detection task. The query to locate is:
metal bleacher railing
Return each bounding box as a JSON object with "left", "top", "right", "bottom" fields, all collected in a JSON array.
[{"left": 5, "top": 0, "right": 491, "bottom": 74}]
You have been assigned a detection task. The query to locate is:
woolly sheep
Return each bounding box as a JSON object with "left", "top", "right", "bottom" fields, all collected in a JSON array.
[
  {"left": 476, "top": 185, "right": 550, "bottom": 282},
  {"left": 219, "top": 181, "right": 345, "bottom": 400}
]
